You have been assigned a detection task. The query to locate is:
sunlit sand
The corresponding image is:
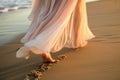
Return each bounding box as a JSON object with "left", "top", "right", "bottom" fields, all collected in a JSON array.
[{"left": 0, "top": 0, "right": 120, "bottom": 80}]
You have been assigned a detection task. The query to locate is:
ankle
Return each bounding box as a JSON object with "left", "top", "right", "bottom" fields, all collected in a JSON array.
[{"left": 41, "top": 53, "right": 55, "bottom": 63}]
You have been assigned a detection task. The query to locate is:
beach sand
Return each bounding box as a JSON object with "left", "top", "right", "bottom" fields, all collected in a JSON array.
[{"left": 0, "top": 0, "right": 120, "bottom": 80}]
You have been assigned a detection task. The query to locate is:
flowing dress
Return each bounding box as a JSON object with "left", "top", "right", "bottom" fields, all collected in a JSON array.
[{"left": 16, "top": 0, "right": 95, "bottom": 56}]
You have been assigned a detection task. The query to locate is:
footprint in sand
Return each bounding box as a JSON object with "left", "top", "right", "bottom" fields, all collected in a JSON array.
[{"left": 24, "top": 55, "right": 67, "bottom": 80}]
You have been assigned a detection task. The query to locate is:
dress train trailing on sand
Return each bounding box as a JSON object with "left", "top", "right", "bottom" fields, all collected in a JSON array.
[{"left": 16, "top": 0, "right": 95, "bottom": 57}]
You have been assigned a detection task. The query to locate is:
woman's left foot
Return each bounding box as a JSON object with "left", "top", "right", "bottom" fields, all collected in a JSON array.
[{"left": 16, "top": 46, "right": 30, "bottom": 59}]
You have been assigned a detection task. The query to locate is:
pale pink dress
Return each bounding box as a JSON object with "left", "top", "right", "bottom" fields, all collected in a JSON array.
[{"left": 16, "top": 0, "right": 95, "bottom": 57}]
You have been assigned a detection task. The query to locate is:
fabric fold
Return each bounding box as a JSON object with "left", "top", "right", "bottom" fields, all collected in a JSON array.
[{"left": 19, "top": 0, "right": 95, "bottom": 54}]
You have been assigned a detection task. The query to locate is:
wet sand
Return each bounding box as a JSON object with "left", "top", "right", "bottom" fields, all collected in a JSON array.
[{"left": 0, "top": 0, "right": 120, "bottom": 80}]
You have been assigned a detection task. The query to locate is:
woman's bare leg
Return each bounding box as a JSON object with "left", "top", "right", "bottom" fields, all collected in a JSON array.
[{"left": 41, "top": 53, "right": 55, "bottom": 63}]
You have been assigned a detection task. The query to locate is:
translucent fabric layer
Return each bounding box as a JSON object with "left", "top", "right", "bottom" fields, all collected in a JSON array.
[{"left": 20, "top": 0, "right": 95, "bottom": 54}]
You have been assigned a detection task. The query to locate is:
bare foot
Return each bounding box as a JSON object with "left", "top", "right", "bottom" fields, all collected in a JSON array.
[
  {"left": 16, "top": 46, "right": 30, "bottom": 60},
  {"left": 41, "top": 53, "right": 55, "bottom": 63}
]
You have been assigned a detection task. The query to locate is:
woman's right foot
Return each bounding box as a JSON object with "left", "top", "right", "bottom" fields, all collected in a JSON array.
[{"left": 41, "top": 53, "right": 55, "bottom": 63}]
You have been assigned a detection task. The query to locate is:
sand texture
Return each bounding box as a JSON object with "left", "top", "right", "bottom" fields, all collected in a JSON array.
[{"left": 0, "top": 0, "right": 120, "bottom": 80}]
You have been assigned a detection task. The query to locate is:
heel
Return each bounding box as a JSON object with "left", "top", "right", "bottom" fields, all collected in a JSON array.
[{"left": 16, "top": 46, "right": 30, "bottom": 59}]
